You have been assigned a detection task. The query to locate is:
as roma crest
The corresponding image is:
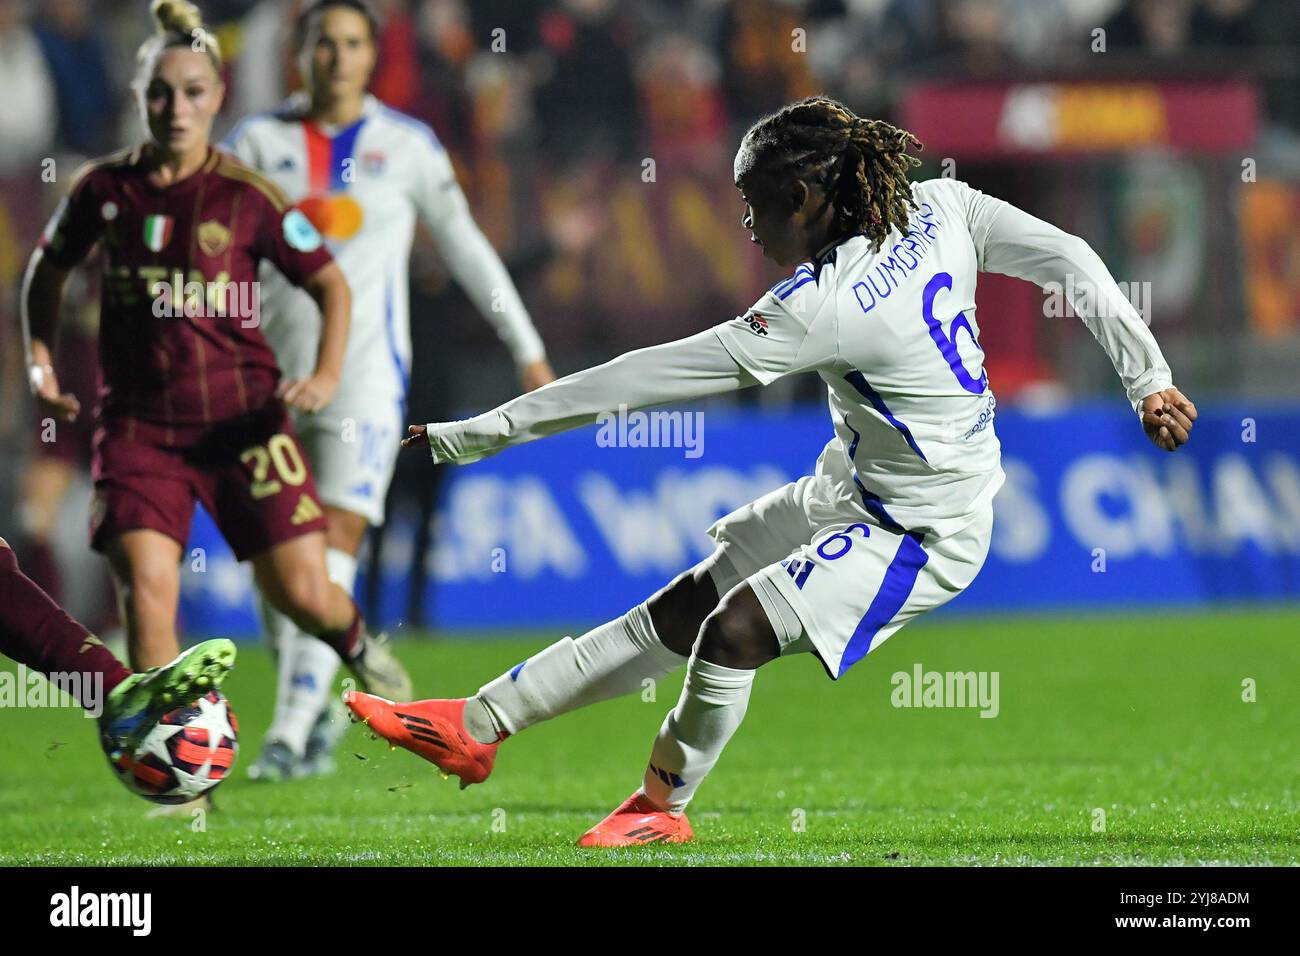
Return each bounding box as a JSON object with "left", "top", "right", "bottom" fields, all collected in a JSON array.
[{"left": 197, "top": 219, "right": 232, "bottom": 257}]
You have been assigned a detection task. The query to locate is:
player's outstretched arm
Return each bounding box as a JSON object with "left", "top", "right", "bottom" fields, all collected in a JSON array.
[
  {"left": 965, "top": 185, "right": 1195, "bottom": 451},
  {"left": 403, "top": 329, "right": 754, "bottom": 464}
]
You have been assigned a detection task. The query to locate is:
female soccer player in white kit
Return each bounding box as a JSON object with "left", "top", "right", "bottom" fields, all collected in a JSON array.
[
  {"left": 223, "top": 0, "right": 555, "bottom": 779},
  {"left": 347, "top": 96, "right": 1197, "bottom": 845}
]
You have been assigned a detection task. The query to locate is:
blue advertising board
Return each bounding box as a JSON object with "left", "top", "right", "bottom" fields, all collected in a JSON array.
[{"left": 177, "top": 403, "right": 1300, "bottom": 638}]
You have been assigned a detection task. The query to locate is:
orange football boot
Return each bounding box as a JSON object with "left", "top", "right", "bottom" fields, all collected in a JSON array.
[
  {"left": 344, "top": 692, "right": 498, "bottom": 788},
  {"left": 577, "top": 791, "right": 695, "bottom": 847}
]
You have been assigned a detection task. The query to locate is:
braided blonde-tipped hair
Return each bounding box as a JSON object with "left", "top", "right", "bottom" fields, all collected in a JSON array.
[
  {"left": 738, "top": 96, "right": 923, "bottom": 252},
  {"left": 135, "top": 0, "right": 223, "bottom": 84}
]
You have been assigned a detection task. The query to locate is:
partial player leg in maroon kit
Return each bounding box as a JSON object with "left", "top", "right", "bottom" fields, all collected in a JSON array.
[
  {"left": 0, "top": 536, "right": 130, "bottom": 701},
  {"left": 1, "top": 535, "right": 239, "bottom": 767}
]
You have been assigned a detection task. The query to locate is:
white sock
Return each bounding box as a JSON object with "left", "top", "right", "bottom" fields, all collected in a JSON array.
[
  {"left": 642, "top": 656, "right": 754, "bottom": 813},
  {"left": 261, "top": 589, "right": 298, "bottom": 714},
  {"left": 465, "top": 603, "right": 686, "bottom": 744},
  {"left": 262, "top": 547, "right": 355, "bottom": 756}
]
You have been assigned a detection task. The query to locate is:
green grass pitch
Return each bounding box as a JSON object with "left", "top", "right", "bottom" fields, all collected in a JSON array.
[{"left": 1, "top": 608, "right": 1297, "bottom": 866}]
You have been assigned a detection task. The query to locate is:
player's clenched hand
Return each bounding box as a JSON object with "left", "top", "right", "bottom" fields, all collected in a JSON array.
[
  {"left": 1140, "top": 387, "right": 1197, "bottom": 452},
  {"left": 402, "top": 424, "right": 429, "bottom": 449},
  {"left": 30, "top": 364, "right": 81, "bottom": 422},
  {"left": 277, "top": 372, "right": 339, "bottom": 414}
]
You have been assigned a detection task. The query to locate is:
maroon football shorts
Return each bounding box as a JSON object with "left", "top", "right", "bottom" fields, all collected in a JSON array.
[{"left": 90, "top": 402, "right": 328, "bottom": 561}]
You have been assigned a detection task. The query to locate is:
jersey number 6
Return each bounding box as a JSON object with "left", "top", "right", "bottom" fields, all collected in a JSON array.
[
  {"left": 241, "top": 433, "right": 308, "bottom": 500},
  {"left": 922, "top": 272, "right": 987, "bottom": 396}
]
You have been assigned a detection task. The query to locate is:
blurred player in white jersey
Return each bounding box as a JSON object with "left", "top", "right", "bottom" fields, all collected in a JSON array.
[
  {"left": 223, "top": 0, "right": 555, "bottom": 780},
  {"left": 346, "top": 96, "right": 1197, "bottom": 844}
]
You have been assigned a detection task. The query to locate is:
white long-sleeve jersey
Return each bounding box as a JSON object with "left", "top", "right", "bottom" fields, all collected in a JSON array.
[
  {"left": 222, "top": 93, "right": 546, "bottom": 405},
  {"left": 423, "top": 178, "right": 1173, "bottom": 538}
]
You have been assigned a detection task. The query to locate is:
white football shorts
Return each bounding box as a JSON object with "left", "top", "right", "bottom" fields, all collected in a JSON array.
[
  {"left": 290, "top": 397, "right": 405, "bottom": 527},
  {"left": 703, "top": 474, "right": 993, "bottom": 679}
]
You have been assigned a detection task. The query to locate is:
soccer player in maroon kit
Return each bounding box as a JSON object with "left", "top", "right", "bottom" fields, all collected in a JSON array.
[
  {"left": 18, "top": 0, "right": 410, "bottom": 703},
  {"left": 0, "top": 535, "right": 236, "bottom": 765}
]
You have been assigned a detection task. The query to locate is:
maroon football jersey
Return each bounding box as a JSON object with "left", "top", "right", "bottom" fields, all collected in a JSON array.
[{"left": 39, "top": 145, "right": 334, "bottom": 444}]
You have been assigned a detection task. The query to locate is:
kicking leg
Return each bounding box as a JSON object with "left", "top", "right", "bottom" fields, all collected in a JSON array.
[
  {"left": 344, "top": 555, "right": 732, "bottom": 786},
  {"left": 461, "top": 559, "right": 722, "bottom": 742},
  {"left": 344, "top": 478, "right": 813, "bottom": 787},
  {"left": 0, "top": 537, "right": 235, "bottom": 754},
  {"left": 0, "top": 537, "right": 131, "bottom": 702}
]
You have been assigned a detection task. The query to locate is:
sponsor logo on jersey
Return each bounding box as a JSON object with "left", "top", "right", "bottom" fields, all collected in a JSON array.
[
  {"left": 361, "top": 150, "right": 386, "bottom": 174},
  {"left": 282, "top": 208, "right": 324, "bottom": 252},
  {"left": 275, "top": 156, "right": 297, "bottom": 172},
  {"left": 739, "top": 311, "right": 769, "bottom": 336},
  {"left": 963, "top": 392, "right": 997, "bottom": 440},
  {"left": 295, "top": 195, "right": 363, "bottom": 240},
  {"left": 197, "top": 219, "right": 232, "bottom": 257},
  {"left": 142, "top": 214, "right": 173, "bottom": 253}
]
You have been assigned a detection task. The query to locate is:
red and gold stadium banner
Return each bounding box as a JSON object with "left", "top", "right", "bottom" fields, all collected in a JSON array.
[{"left": 901, "top": 81, "right": 1257, "bottom": 157}]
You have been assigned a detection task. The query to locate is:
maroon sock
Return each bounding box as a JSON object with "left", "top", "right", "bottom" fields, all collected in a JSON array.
[
  {"left": 317, "top": 600, "right": 364, "bottom": 660},
  {"left": 0, "top": 545, "right": 131, "bottom": 704}
]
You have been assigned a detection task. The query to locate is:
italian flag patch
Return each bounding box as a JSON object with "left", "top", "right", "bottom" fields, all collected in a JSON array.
[{"left": 143, "top": 214, "right": 173, "bottom": 252}]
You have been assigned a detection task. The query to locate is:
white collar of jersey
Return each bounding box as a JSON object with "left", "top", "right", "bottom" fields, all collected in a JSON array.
[{"left": 278, "top": 91, "right": 382, "bottom": 131}]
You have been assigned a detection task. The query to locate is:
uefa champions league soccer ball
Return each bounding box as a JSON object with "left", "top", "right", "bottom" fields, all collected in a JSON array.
[{"left": 104, "top": 690, "right": 239, "bottom": 804}]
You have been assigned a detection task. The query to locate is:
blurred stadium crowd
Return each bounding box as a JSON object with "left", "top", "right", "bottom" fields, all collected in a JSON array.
[{"left": 2, "top": 0, "right": 1299, "bottom": 628}]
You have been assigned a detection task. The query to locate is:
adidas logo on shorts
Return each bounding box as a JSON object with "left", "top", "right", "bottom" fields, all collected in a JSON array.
[{"left": 290, "top": 493, "right": 323, "bottom": 526}]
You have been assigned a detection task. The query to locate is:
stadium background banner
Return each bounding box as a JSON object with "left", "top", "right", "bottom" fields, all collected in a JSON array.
[
  {"left": 900, "top": 80, "right": 1258, "bottom": 156},
  {"left": 178, "top": 403, "right": 1300, "bottom": 638}
]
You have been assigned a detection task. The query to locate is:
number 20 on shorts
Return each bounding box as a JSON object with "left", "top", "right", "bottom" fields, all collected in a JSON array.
[{"left": 240, "top": 433, "right": 308, "bottom": 500}]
